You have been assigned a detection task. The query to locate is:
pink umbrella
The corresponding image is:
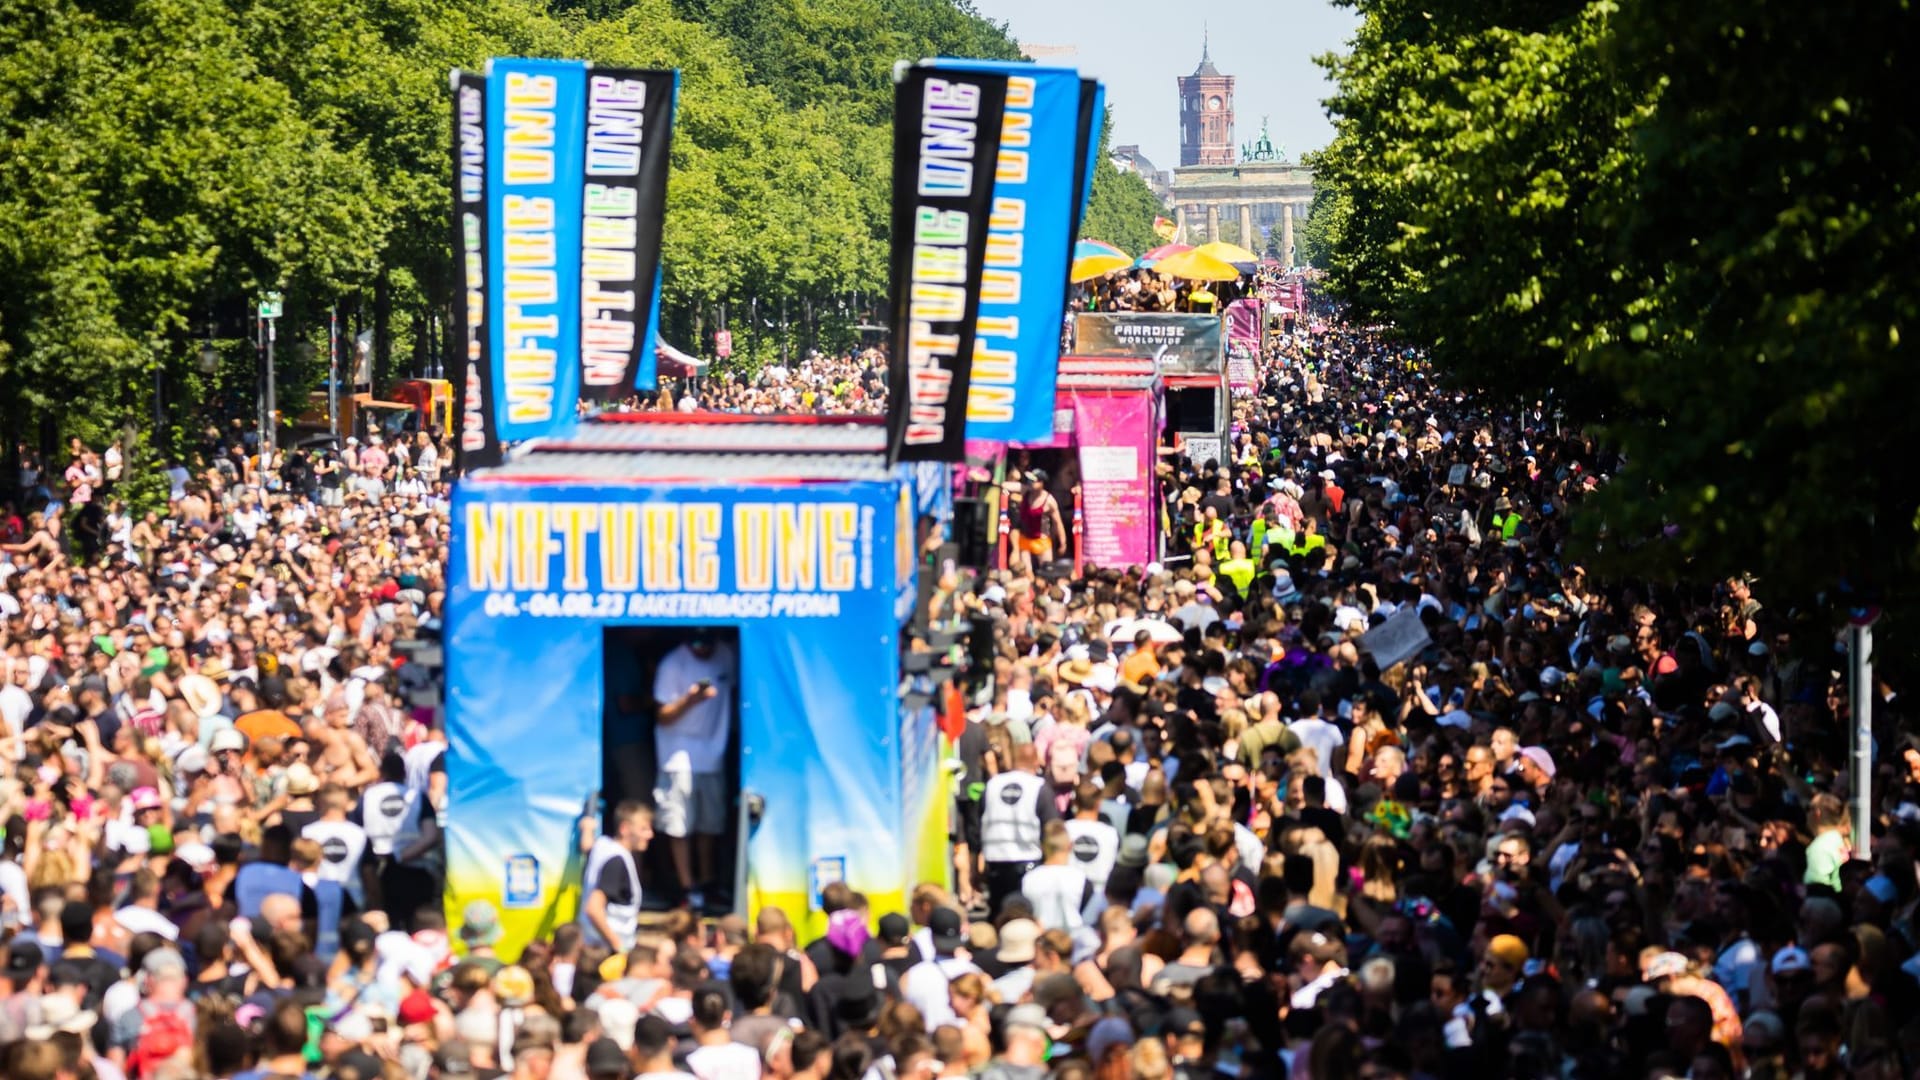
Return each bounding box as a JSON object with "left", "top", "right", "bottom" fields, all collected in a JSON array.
[{"left": 1142, "top": 243, "right": 1192, "bottom": 263}]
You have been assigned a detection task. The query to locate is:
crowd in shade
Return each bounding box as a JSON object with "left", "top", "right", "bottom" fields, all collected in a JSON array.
[
  {"left": 643, "top": 353, "right": 890, "bottom": 417},
  {"left": 2, "top": 302, "right": 1916, "bottom": 1080}
]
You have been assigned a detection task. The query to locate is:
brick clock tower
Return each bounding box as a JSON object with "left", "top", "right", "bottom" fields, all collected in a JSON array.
[{"left": 1177, "top": 32, "right": 1234, "bottom": 167}]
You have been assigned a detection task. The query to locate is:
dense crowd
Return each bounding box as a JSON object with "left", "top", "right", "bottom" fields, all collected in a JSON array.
[
  {"left": 3, "top": 297, "right": 1914, "bottom": 1080},
  {"left": 639, "top": 353, "right": 889, "bottom": 417},
  {"left": 1, "top": 424, "right": 452, "bottom": 1078}
]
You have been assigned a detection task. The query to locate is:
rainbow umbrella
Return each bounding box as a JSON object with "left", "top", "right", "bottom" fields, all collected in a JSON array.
[
  {"left": 1142, "top": 243, "right": 1192, "bottom": 263},
  {"left": 1152, "top": 248, "right": 1240, "bottom": 282},
  {"left": 1070, "top": 239, "right": 1133, "bottom": 283}
]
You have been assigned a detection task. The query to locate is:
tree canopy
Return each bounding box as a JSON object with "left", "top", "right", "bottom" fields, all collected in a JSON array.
[
  {"left": 1309, "top": 0, "right": 1920, "bottom": 632},
  {"left": 0, "top": 0, "right": 1163, "bottom": 461}
]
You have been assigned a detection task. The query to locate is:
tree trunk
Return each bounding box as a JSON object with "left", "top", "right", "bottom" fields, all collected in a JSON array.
[{"left": 374, "top": 266, "right": 393, "bottom": 392}]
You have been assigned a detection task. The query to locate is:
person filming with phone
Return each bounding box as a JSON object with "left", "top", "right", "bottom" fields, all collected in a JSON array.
[{"left": 653, "top": 631, "right": 736, "bottom": 912}]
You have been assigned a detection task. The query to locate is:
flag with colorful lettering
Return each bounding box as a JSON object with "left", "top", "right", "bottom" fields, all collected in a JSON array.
[
  {"left": 578, "top": 68, "right": 678, "bottom": 400},
  {"left": 885, "top": 66, "right": 1009, "bottom": 464},
  {"left": 926, "top": 60, "right": 1088, "bottom": 445}
]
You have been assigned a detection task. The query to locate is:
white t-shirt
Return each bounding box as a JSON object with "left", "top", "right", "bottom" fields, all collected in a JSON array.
[
  {"left": 1288, "top": 717, "right": 1345, "bottom": 780},
  {"left": 359, "top": 781, "right": 421, "bottom": 857},
  {"left": 404, "top": 742, "right": 445, "bottom": 796},
  {"left": 0, "top": 859, "right": 27, "bottom": 922},
  {"left": 114, "top": 904, "right": 178, "bottom": 941},
  {"left": 1064, "top": 819, "right": 1118, "bottom": 894},
  {"left": 652, "top": 643, "right": 735, "bottom": 774},
  {"left": 303, "top": 819, "right": 369, "bottom": 904},
  {"left": 0, "top": 685, "right": 33, "bottom": 746},
  {"left": 1021, "top": 863, "right": 1090, "bottom": 932},
  {"left": 686, "top": 1040, "right": 763, "bottom": 1080}
]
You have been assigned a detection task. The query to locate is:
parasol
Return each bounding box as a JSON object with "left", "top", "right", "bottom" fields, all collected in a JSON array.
[
  {"left": 1152, "top": 248, "right": 1240, "bottom": 282},
  {"left": 1070, "top": 239, "right": 1133, "bottom": 283}
]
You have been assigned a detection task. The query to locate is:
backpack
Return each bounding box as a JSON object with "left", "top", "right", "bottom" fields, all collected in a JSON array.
[{"left": 127, "top": 1006, "right": 193, "bottom": 1079}]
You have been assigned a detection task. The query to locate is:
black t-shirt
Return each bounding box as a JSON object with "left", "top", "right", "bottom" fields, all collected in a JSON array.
[
  {"left": 1299, "top": 807, "right": 1347, "bottom": 856},
  {"left": 594, "top": 850, "right": 638, "bottom": 908}
]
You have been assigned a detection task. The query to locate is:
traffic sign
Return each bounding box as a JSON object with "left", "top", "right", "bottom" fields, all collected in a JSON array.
[{"left": 258, "top": 292, "right": 284, "bottom": 319}]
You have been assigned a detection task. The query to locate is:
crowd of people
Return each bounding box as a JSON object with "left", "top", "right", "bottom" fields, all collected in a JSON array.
[
  {"left": 2, "top": 290, "right": 1915, "bottom": 1080},
  {"left": 643, "top": 352, "right": 889, "bottom": 417},
  {"left": 1, "top": 422, "right": 454, "bottom": 1078}
]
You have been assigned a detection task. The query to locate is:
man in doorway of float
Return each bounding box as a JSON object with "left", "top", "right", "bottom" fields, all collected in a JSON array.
[{"left": 653, "top": 631, "right": 737, "bottom": 911}]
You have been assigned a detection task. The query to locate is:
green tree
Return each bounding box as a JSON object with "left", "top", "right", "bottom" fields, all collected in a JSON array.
[{"left": 1312, "top": 0, "right": 1920, "bottom": 631}]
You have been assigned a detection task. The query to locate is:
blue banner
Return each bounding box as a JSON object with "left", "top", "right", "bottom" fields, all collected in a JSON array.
[
  {"left": 445, "top": 477, "right": 926, "bottom": 952},
  {"left": 932, "top": 60, "right": 1084, "bottom": 445},
  {"left": 486, "top": 58, "right": 587, "bottom": 442}
]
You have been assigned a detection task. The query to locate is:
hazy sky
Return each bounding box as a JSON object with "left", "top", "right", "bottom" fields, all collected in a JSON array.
[{"left": 963, "top": 0, "right": 1359, "bottom": 172}]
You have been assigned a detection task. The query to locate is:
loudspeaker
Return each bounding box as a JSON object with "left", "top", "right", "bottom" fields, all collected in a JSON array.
[{"left": 953, "top": 496, "right": 992, "bottom": 568}]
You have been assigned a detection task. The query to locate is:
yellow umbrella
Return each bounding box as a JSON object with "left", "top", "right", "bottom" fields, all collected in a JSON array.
[
  {"left": 1152, "top": 248, "right": 1240, "bottom": 282},
  {"left": 1069, "top": 252, "right": 1133, "bottom": 283},
  {"left": 1195, "top": 240, "right": 1262, "bottom": 265}
]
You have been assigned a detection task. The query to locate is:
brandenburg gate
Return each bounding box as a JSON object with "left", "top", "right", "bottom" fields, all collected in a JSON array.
[{"left": 1170, "top": 122, "right": 1314, "bottom": 265}]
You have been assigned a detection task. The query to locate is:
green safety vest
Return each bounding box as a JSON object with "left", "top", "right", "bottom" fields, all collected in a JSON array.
[
  {"left": 1219, "top": 558, "right": 1257, "bottom": 598},
  {"left": 1286, "top": 533, "right": 1326, "bottom": 559},
  {"left": 1493, "top": 512, "right": 1521, "bottom": 539}
]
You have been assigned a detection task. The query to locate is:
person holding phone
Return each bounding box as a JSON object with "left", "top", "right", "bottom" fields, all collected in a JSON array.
[{"left": 654, "top": 631, "right": 736, "bottom": 912}]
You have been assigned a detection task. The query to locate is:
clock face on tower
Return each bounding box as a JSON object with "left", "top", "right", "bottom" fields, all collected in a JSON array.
[{"left": 1207, "top": 95, "right": 1223, "bottom": 111}]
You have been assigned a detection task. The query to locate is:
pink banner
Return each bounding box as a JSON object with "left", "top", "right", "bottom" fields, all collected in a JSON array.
[
  {"left": 1069, "top": 391, "right": 1157, "bottom": 569},
  {"left": 1225, "top": 300, "right": 1262, "bottom": 397}
]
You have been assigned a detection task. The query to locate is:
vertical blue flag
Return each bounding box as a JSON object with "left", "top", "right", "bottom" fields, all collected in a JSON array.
[
  {"left": 485, "top": 58, "right": 587, "bottom": 442},
  {"left": 932, "top": 60, "right": 1083, "bottom": 445}
]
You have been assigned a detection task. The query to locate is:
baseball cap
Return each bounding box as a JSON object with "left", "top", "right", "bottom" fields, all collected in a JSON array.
[
  {"left": 1518, "top": 746, "right": 1556, "bottom": 780},
  {"left": 398, "top": 989, "right": 437, "bottom": 1027},
  {"left": 5, "top": 939, "right": 41, "bottom": 979},
  {"left": 927, "top": 907, "right": 964, "bottom": 952},
  {"left": 1771, "top": 946, "right": 1812, "bottom": 975}
]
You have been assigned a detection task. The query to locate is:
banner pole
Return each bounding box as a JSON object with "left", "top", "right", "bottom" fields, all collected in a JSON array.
[
  {"left": 1852, "top": 621, "right": 1874, "bottom": 857},
  {"left": 329, "top": 305, "right": 340, "bottom": 438}
]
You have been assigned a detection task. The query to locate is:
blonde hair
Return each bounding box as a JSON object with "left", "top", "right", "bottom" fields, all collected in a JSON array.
[{"left": 1129, "top": 1037, "right": 1171, "bottom": 1080}]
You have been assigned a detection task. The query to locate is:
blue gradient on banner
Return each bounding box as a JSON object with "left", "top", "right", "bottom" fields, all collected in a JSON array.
[
  {"left": 933, "top": 60, "right": 1081, "bottom": 445},
  {"left": 634, "top": 263, "right": 665, "bottom": 391},
  {"left": 1075, "top": 82, "right": 1105, "bottom": 232},
  {"left": 631, "top": 72, "right": 679, "bottom": 393},
  {"left": 486, "top": 58, "right": 586, "bottom": 442},
  {"left": 446, "top": 479, "right": 913, "bottom": 952}
]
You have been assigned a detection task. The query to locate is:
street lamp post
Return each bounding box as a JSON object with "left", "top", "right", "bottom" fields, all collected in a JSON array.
[{"left": 257, "top": 292, "right": 283, "bottom": 462}]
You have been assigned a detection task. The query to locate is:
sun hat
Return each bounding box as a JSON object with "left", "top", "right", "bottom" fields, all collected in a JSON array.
[
  {"left": 284, "top": 763, "right": 319, "bottom": 797},
  {"left": 178, "top": 673, "right": 224, "bottom": 720},
  {"left": 996, "top": 919, "right": 1040, "bottom": 964}
]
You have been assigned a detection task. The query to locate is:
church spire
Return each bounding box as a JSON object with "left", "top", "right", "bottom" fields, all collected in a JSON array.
[{"left": 1192, "top": 24, "right": 1221, "bottom": 77}]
